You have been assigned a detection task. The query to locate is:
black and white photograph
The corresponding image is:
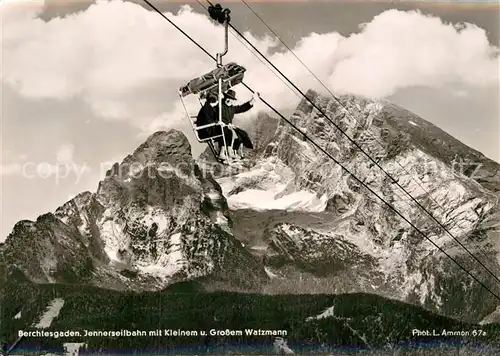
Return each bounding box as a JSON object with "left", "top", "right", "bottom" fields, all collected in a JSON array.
[{"left": 1, "top": 0, "right": 499, "bottom": 355}]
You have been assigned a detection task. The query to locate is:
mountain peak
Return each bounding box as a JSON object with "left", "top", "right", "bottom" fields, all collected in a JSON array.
[
  {"left": 131, "top": 129, "right": 192, "bottom": 166},
  {"left": 1, "top": 129, "right": 267, "bottom": 291},
  {"left": 99, "top": 129, "right": 194, "bottom": 190}
]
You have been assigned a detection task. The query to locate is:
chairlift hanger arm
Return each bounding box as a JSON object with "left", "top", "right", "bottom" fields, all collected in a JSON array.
[{"left": 208, "top": 3, "right": 231, "bottom": 67}]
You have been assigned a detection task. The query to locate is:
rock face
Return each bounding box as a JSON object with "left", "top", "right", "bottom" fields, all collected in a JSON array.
[
  {"left": 0, "top": 130, "right": 268, "bottom": 292},
  {"left": 1, "top": 91, "right": 499, "bottom": 325},
  {"left": 215, "top": 90, "right": 500, "bottom": 323}
]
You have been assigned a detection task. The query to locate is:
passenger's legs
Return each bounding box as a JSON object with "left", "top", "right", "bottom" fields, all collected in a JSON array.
[
  {"left": 226, "top": 127, "right": 241, "bottom": 160},
  {"left": 218, "top": 127, "right": 233, "bottom": 160},
  {"left": 233, "top": 138, "right": 242, "bottom": 151}
]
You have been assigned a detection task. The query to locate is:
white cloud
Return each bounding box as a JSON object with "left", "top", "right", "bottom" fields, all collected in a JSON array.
[
  {"left": 0, "top": 163, "right": 22, "bottom": 176},
  {"left": 0, "top": 151, "right": 28, "bottom": 176},
  {"left": 56, "top": 143, "right": 75, "bottom": 163},
  {"left": 42, "top": 144, "right": 90, "bottom": 183},
  {"left": 1, "top": 1, "right": 498, "bottom": 127},
  {"left": 0, "top": 0, "right": 45, "bottom": 13},
  {"left": 0, "top": 143, "right": 90, "bottom": 183},
  {"left": 327, "top": 9, "right": 499, "bottom": 97}
]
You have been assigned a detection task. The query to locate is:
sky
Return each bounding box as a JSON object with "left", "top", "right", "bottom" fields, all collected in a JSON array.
[{"left": 1, "top": 0, "right": 499, "bottom": 241}]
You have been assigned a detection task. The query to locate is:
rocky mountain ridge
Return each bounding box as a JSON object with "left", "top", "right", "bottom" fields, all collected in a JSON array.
[
  {"left": 0, "top": 130, "right": 268, "bottom": 293},
  {"left": 1, "top": 90, "right": 499, "bottom": 325},
  {"left": 207, "top": 90, "right": 500, "bottom": 322}
]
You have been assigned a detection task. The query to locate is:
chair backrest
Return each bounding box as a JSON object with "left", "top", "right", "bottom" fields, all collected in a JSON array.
[{"left": 189, "top": 113, "right": 224, "bottom": 143}]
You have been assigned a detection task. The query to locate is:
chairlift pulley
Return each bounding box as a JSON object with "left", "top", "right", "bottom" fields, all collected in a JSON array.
[{"left": 208, "top": 3, "right": 231, "bottom": 24}]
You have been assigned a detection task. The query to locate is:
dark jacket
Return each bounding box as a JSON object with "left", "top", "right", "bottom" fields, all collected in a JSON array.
[
  {"left": 216, "top": 101, "right": 253, "bottom": 125},
  {"left": 233, "top": 127, "right": 253, "bottom": 149},
  {"left": 196, "top": 102, "right": 219, "bottom": 139},
  {"left": 196, "top": 102, "right": 217, "bottom": 126}
]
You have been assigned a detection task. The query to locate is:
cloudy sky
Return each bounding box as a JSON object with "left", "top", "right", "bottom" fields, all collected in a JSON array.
[{"left": 1, "top": 0, "right": 499, "bottom": 241}]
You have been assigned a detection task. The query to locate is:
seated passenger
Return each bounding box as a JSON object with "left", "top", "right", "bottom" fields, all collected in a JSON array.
[
  {"left": 196, "top": 93, "right": 218, "bottom": 140},
  {"left": 196, "top": 93, "right": 235, "bottom": 162},
  {"left": 215, "top": 89, "right": 258, "bottom": 160}
]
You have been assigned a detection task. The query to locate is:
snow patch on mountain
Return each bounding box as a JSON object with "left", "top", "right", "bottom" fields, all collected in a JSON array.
[
  {"left": 306, "top": 306, "right": 335, "bottom": 321},
  {"left": 99, "top": 213, "right": 124, "bottom": 263},
  {"left": 214, "top": 212, "right": 230, "bottom": 233},
  {"left": 139, "top": 232, "right": 185, "bottom": 278},
  {"left": 380, "top": 148, "right": 491, "bottom": 244},
  {"left": 378, "top": 241, "right": 409, "bottom": 276},
  {"left": 33, "top": 299, "right": 65, "bottom": 329},
  {"left": 217, "top": 157, "right": 327, "bottom": 212},
  {"left": 264, "top": 266, "right": 279, "bottom": 279},
  {"left": 98, "top": 204, "right": 182, "bottom": 266},
  {"left": 333, "top": 219, "right": 380, "bottom": 257},
  {"left": 228, "top": 188, "right": 327, "bottom": 212},
  {"left": 382, "top": 149, "right": 447, "bottom": 199},
  {"left": 142, "top": 206, "right": 172, "bottom": 232}
]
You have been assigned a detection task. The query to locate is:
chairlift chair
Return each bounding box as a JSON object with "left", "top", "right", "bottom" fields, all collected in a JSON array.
[{"left": 178, "top": 3, "right": 244, "bottom": 164}]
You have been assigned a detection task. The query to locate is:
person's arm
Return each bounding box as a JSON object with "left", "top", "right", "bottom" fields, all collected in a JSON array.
[
  {"left": 234, "top": 101, "right": 253, "bottom": 114},
  {"left": 234, "top": 92, "right": 260, "bottom": 114}
]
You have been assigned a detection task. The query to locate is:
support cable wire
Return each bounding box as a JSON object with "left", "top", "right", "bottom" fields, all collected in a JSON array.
[
  {"left": 202, "top": 0, "right": 500, "bottom": 286},
  {"left": 238, "top": 0, "right": 500, "bottom": 276},
  {"left": 139, "top": 0, "right": 500, "bottom": 301},
  {"left": 194, "top": 0, "right": 301, "bottom": 99}
]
